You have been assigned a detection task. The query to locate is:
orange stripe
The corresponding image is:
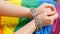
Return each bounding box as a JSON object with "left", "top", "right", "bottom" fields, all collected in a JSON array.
[{"left": 0, "top": 16, "right": 3, "bottom": 34}]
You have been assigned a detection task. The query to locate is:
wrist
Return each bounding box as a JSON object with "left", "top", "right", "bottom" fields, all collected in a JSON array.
[
  {"left": 27, "top": 8, "right": 34, "bottom": 19},
  {"left": 30, "top": 20, "right": 36, "bottom": 31},
  {"left": 30, "top": 8, "right": 42, "bottom": 32}
]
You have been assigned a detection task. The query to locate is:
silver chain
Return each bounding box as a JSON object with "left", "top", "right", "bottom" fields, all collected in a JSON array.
[{"left": 31, "top": 8, "right": 42, "bottom": 33}]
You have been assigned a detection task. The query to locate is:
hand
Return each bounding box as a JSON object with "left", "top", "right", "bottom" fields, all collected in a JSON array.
[
  {"left": 36, "top": 3, "right": 56, "bottom": 15},
  {"left": 37, "top": 8, "right": 58, "bottom": 26}
]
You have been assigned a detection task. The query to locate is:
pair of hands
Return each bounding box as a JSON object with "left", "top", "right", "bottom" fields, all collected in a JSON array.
[{"left": 33, "top": 3, "right": 58, "bottom": 26}]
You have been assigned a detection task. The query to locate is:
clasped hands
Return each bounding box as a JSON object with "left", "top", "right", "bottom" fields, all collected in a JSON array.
[{"left": 31, "top": 3, "right": 58, "bottom": 26}]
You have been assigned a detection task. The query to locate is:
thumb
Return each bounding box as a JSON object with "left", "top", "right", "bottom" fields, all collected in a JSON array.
[{"left": 43, "top": 8, "right": 55, "bottom": 16}]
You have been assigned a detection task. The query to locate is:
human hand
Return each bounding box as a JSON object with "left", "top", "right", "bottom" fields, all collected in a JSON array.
[
  {"left": 36, "top": 8, "right": 58, "bottom": 26},
  {"left": 36, "top": 3, "right": 56, "bottom": 16}
]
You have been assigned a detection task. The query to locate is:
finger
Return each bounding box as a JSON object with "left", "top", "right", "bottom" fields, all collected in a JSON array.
[
  {"left": 42, "top": 12, "right": 57, "bottom": 25},
  {"left": 44, "top": 12, "right": 58, "bottom": 24},
  {"left": 39, "top": 3, "right": 56, "bottom": 12},
  {"left": 45, "top": 4, "right": 56, "bottom": 12},
  {"left": 43, "top": 8, "right": 55, "bottom": 16},
  {"left": 49, "top": 12, "right": 58, "bottom": 20},
  {"left": 44, "top": 16, "right": 54, "bottom": 25},
  {"left": 37, "top": 13, "right": 54, "bottom": 26},
  {"left": 38, "top": 14, "right": 53, "bottom": 26},
  {"left": 45, "top": 12, "right": 58, "bottom": 24}
]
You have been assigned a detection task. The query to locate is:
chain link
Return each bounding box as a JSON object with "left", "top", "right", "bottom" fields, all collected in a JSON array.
[{"left": 31, "top": 8, "right": 42, "bottom": 33}]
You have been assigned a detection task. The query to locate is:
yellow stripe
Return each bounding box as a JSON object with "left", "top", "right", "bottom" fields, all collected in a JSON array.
[
  {"left": 1, "top": 16, "right": 19, "bottom": 34},
  {"left": 6, "top": 0, "right": 22, "bottom": 6},
  {"left": 1, "top": 0, "right": 22, "bottom": 34}
]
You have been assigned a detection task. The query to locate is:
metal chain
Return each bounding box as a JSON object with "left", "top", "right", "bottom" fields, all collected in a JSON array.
[{"left": 31, "top": 8, "right": 42, "bottom": 34}]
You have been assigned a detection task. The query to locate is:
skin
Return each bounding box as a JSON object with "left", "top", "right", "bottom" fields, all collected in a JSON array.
[
  {"left": 14, "top": 8, "right": 58, "bottom": 34},
  {"left": 14, "top": 3, "right": 58, "bottom": 34},
  {"left": 0, "top": 1, "right": 56, "bottom": 18},
  {"left": 0, "top": 1, "right": 58, "bottom": 34},
  {"left": 0, "top": 1, "right": 33, "bottom": 18},
  {"left": 57, "top": 0, "right": 60, "bottom": 3}
]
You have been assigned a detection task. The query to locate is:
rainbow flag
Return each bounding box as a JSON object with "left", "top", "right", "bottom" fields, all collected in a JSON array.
[
  {"left": 0, "top": 0, "right": 40, "bottom": 34},
  {"left": 0, "top": 0, "right": 57, "bottom": 34}
]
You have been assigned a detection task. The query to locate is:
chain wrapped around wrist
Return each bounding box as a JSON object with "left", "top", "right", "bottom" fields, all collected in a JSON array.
[{"left": 30, "top": 8, "right": 42, "bottom": 33}]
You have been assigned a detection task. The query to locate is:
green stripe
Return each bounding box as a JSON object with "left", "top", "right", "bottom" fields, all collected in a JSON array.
[
  {"left": 14, "top": 0, "right": 40, "bottom": 32},
  {"left": 22, "top": 0, "right": 40, "bottom": 8},
  {"left": 14, "top": 17, "right": 31, "bottom": 32}
]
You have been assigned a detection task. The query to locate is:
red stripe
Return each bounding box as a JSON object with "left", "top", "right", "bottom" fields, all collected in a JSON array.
[{"left": 0, "top": 16, "right": 3, "bottom": 34}]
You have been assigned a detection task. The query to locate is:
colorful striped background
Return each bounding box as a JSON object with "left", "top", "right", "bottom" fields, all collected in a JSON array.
[
  {"left": 0, "top": 0, "right": 39, "bottom": 34},
  {"left": 0, "top": 0, "right": 57, "bottom": 34}
]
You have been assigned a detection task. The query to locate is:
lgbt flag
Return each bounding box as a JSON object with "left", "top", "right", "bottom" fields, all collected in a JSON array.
[{"left": 0, "top": 0, "right": 57, "bottom": 34}]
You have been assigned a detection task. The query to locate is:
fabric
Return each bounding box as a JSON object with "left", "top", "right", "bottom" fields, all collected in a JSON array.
[
  {"left": 39, "top": 0, "right": 57, "bottom": 7},
  {"left": 33, "top": 0, "right": 57, "bottom": 34},
  {"left": 35, "top": 25, "right": 52, "bottom": 34},
  {"left": 0, "top": 16, "right": 3, "bottom": 34},
  {"left": 1, "top": 17, "right": 19, "bottom": 34},
  {"left": 7, "top": 0, "right": 22, "bottom": 6},
  {"left": 1, "top": 0, "right": 22, "bottom": 34},
  {"left": 51, "top": 3, "right": 60, "bottom": 34},
  {"left": 0, "top": 0, "right": 58, "bottom": 34},
  {"left": 14, "top": 0, "right": 40, "bottom": 32},
  {"left": 0, "top": 29, "right": 3, "bottom": 34},
  {"left": 14, "top": 17, "right": 31, "bottom": 32},
  {"left": 20, "top": 0, "right": 57, "bottom": 34},
  {"left": 22, "top": 0, "right": 40, "bottom": 8},
  {"left": 39, "top": 0, "right": 54, "bottom": 1}
]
